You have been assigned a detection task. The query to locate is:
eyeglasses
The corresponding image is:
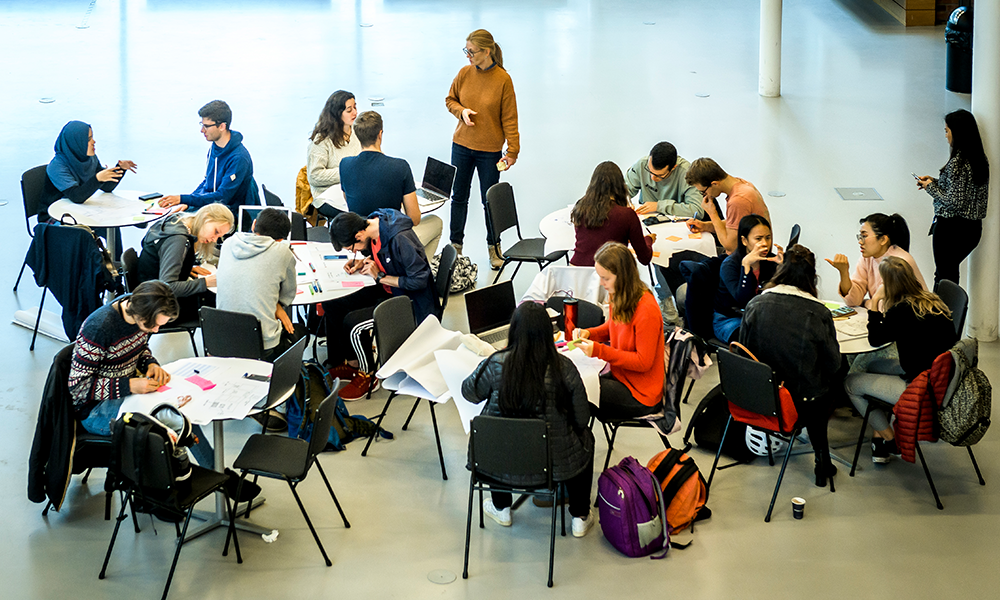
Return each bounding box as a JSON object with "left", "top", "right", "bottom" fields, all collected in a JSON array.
[
  {"left": 856, "top": 233, "right": 880, "bottom": 242},
  {"left": 200, "top": 122, "right": 220, "bottom": 130},
  {"left": 463, "top": 47, "right": 482, "bottom": 58},
  {"left": 644, "top": 163, "right": 671, "bottom": 180}
]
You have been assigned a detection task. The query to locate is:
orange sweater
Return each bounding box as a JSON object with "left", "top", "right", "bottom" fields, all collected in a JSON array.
[
  {"left": 586, "top": 292, "right": 664, "bottom": 407},
  {"left": 445, "top": 64, "right": 520, "bottom": 159}
]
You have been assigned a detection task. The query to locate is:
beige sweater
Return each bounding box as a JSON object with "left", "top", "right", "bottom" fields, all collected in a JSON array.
[{"left": 306, "top": 127, "right": 362, "bottom": 197}]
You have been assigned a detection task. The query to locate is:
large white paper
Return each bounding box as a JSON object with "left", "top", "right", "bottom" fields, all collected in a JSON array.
[
  {"left": 434, "top": 348, "right": 490, "bottom": 434},
  {"left": 376, "top": 316, "right": 464, "bottom": 401}
]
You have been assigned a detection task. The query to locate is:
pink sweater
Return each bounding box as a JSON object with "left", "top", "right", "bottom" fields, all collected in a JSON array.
[{"left": 842, "top": 245, "right": 928, "bottom": 308}]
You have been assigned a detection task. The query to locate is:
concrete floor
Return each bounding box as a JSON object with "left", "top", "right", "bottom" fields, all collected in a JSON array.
[{"left": 3, "top": 1, "right": 997, "bottom": 598}]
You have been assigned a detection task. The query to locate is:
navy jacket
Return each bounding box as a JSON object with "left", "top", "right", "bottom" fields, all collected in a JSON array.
[
  {"left": 27, "top": 344, "right": 77, "bottom": 510},
  {"left": 181, "top": 130, "right": 258, "bottom": 213},
  {"left": 370, "top": 208, "right": 438, "bottom": 322},
  {"left": 715, "top": 251, "right": 778, "bottom": 318}
]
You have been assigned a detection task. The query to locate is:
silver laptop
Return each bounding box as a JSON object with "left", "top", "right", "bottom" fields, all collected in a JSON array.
[
  {"left": 465, "top": 280, "right": 517, "bottom": 349},
  {"left": 238, "top": 205, "right": 294, "bottom": 234},
  {"left": 415, "top": 157, "right": 457, "bottom": 204}
]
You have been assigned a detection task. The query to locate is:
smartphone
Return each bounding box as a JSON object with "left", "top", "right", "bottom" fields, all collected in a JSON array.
[
  {"left": 243, "top": 373, "right": 270, "bottom": 383},
  {"left": 139, "top": 192, "right": 164, "bottom": 201},
  {"left": 910, "top": 173, "right": 920, "bottom": 180}
]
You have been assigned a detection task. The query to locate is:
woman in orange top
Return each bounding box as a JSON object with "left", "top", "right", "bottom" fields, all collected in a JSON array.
[{"left": 575, "top": 242, "right": 665, "bottom": 418}]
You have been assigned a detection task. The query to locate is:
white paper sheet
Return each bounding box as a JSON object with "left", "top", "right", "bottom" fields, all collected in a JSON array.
[
  {"left": 376, "top": 316, "right": 464, "bottom": 401},
  {"left": 434, "top": 348, "right": 490, "bottom": 434}
]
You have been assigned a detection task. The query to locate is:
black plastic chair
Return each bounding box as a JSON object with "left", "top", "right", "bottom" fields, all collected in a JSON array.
[
  {"left": 14, "top": 165, "right": 48, "bottom": 292},
  {"left": 787, "top": 223, "right": 801, "bottom": 248},
  {"left": 199, "top": 306, "right": 265, "bottom": 360},
  {"left": 707, "top": 349, "right": 831, "bottom": 522},
  {"left": 936, "top": 279, "right": 968, "bottom": 338},
  {"left": 485, "top": 182, "right": 568, "bottom": 284},
  {"left": 360, "top": 296, "right": 448, "bottom": 480},
  {"left": 100, "top": 415, "right": 241, "bottom": 600},
  {"left": 121, "top": 249, "right": 199, "bottom": 356},
  {"left": 226, "top": 391, "right": 351, "bottom": 566},
  {"left": 261, "top": 184, "right": 284, "bottom": 207},
  {"left": 463, "top": 416, "right": 566, "bottom": 588},
  {"left": 544, "top": 296, "right": 605, "bottom": 331},
  {"left": 290, "top": 212, "right": 308, "bottom": 241},
  {"left": 678, "top": 256, "right": 728, "bottom": 351},
  {"left": 436, "top": 242, "right": 459, "bottom": 315}
]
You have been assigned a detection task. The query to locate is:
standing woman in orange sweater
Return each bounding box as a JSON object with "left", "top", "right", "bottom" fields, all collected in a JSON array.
[
  {"left": 445, "top": 29, "right": 520, "bottom": 269},
  {"left": 575, "top": 242, "right": 665, "bottom": 419}
]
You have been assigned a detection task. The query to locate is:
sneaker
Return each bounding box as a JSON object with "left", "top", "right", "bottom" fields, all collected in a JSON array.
[
  {"left": 488, "top": 244, "right": 504, "bottom": 270},
  {"left": 483, "top": 499, "right": 512, "bottom": 527},
  {"left": 885, "top": 438, "right": 900, "bottom": 455},
  {"left": 326, "top": 361, "right": 359, "bottom": 382},
  {"left": 572, "top": 510, "right": 595, "bottom": 538},
  {"left": 451, "top": 242, "right": 463, "bottom": 255},
  {"left": 339, "top": 371, "right": 379, "bottom": 401},
  {"left": 871, "top": 437, "right": 892, "bottom": 464},
  {"left": 660, "top": 296, "right": 680, "bottom": 327}
]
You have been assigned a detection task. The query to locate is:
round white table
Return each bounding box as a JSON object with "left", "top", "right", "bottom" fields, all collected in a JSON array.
[
  {"left": 49, "top": 189, "right": 176, "bottom": 256},
  {"left": 830, "top": 305, "right": 885, "bottom": 354},
  {"left": 287, "top": 241, "right": 375, "bottom": 305}
]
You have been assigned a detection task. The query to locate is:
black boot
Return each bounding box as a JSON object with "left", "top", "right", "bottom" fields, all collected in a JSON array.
[{"left": 814, "top": 453, "right": 837, "bottom": 489}]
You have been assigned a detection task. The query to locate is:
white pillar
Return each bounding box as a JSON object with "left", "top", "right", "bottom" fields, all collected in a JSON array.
[
  {"left": 759, "top": 0, "right": 782, "bottom": 97},
  {"left": 968, "top": 4, "right": 1000, "bottom": 341}
]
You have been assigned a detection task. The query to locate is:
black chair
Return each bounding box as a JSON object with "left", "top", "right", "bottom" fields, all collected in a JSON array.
[
  {"left": 360, "top": 296, "right": 448, "bottom": 480},
  {"left": 463, "top": 416, "right": 566, "bottom": 588},
  {"left": 485, "top": 182, "right": 568, "bottom": 284},
  {"left": 936, "top": 279, "right": 968, "bottom": 338},
  {"left": 290, "top": 212, "right": 308, "bottom": 241},
  {"left": 121, "top": 249, "right": 199, "bottom": 356},
  {"left": 226, "top": 392, "right": 351, "bottom": 566},
  {"left": 261, "top": 184, "right": 284, "bottom": 207},
  {"left": 199, "top": 306, "right": 265, "bottom": 360},
  {"left": 707, "top": 349, "right": 831, "bottom": 522},
  {"left": 678, "top": 256, "right": 728, "bottom": 350},
  {"left": 436, "top": 243, "right": 459, "bottom": 315},
  {"left": 14, "top": 165, "right": 48, "bottom": 292},
  {"left": 100, "top": 415, "right": 241, "bottom": 600},
  {"left": 787, "top": 223, "right": 801, "bottom": 248},
  {"left": 544, "top": 296, "right": 605, "bottom": 331}
]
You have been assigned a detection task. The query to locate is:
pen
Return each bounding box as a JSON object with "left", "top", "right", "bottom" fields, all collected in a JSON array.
[
  {"left": 315, "top": 279, "right": 323, "bottom": 293},
  {"left": 309, "top": 262, "right": 316, "bottom": 273},
  {"left": 193, "top": 369, "right": 200, "bottom": 374},
  {"left": 308, "top": 284, "right": 315, "bottom": 296}
]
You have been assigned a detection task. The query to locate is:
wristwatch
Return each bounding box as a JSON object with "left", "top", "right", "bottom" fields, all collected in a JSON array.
[{"left": 375, "top": 272, "right": 385, "bottom": 284}]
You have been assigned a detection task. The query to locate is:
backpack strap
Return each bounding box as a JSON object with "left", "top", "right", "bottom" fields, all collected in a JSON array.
[{"left": 652, "top": 451, "right": 699, "bottom": 507}]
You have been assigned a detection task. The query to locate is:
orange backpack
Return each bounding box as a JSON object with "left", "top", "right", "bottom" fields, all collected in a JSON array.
[{"left": 646, "top": 449, "right": 708, "bottom": 532}]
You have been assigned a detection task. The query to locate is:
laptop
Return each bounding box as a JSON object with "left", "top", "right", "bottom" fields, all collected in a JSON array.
[
  {"left": 465, "top": 280, "right": 517, "bottom": 349},
  {"left": 238, "top": 205, "right": 294, "bottom": 234},
  {"left": 415, "top": 157, "right": 457, "bottom": 204},
  {"left": 252, "top": 336, "right": 308, "bottom": 411}
]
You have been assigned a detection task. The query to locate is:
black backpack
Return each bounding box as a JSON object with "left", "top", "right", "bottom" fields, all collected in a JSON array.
[
  {"left": 109, "top": 406, "right": 195, "bottom": 487},
  {"left": 682, "top": 384, "right": 757, "bottom": 464}
]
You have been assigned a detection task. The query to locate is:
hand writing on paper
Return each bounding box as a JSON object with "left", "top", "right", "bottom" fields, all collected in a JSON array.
[
  {"left": 147, "top": 364, "right": 171, "bottom": 386},
  {"left": 275, "top": 304, "right": 294, "bottom": 334},
  {"left": 130, "top": 378, "right": 159, "bottom": 394},
  {"left": 344, "top": 258, "right": 362, "bottom": 274},
  {"left": 687, "top": 219, "right": 709, "bottom": 234}
]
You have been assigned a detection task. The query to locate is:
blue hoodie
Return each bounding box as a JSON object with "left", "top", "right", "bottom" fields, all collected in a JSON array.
[
  {"left": 370, "top": 208, "right": 438, "bottom": 322},
  {"left": 182, "top": 130, "right": 257, "bottom": 212}
]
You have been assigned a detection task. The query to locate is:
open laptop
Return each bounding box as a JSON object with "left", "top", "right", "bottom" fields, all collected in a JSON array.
[
  {"left": 465, "top": 280, "right": 517, "bottom": 349},
  {"left": 415, "top": 157, "right": 457, "bottom": 204},
  {"left": 252, "top": 335, "right": 308, "bottom": 411},
  {"left": 238, "top": 205, "right": 294, "bottom": 234}
]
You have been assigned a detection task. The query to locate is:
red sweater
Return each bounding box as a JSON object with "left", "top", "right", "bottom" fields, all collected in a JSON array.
[
  {"left": 570, "top": 204, "right": 654, "bottom": 267},
  {"left": 586, "top": 292, "right": 664, "bottom": 406}
]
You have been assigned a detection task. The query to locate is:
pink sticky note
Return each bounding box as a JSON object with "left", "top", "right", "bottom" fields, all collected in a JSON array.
[
  {"left": 185, "top": 375, "right": 216, "bottom": 390},
  {"left": 342, "top": 281, "right": 365, "bottom": 288},
  {"left": 296, "top": 289, "right": 304, "bottom": 295},
  {"left": 157, "top": 385, "right": 171, "bottom": 393}
]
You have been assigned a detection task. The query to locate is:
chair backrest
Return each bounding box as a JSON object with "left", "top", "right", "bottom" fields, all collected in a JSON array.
[
  {"left": 936, "top": 279, "right": 968, "bottom": 338},
  {"left": 290, "top": 212, "right": 307, "bottom": 241},
  {"left": 485, "top": 182, "right": 520, "bottom": 240},
  {"left": 373, "top": 296, "right": 416, "bottom": 368},
  {"left": 470, "top": 416, "right": 551, "bottom": 485},
  {"left": 121, "top": 248, "right": 140, "bottom": 293},
  {"left": 717, "top": 349, "right": 781, "bottom": 418},
  {"left": 199, "top": 306, "right": 265, "bottom": 359},
  {"left": 544, "top": 296, "right": 605, "bottom": 330},
  {"left": 263, "top": 336, "right": 308, "bottom": 410},
  {"left": 435, "top": 243, "right": 458, "bottom": 313},
  {"left": 787, "top": 223, "right": 801, "bottom": 248},
  {"left": 111, "top": 416, "right": 176, "bottom": 492},
  {"left": 307, "top": 391, "right": 342, "bottom": 460},
  {"left": 262, "top": 184, "right": 283, "bottom": 207},
  {"left": 679, "top": 255, "right": 724, "bottom": 340},
  {"left": 21, "top": 165, "right": 49, "bottom": 235}
]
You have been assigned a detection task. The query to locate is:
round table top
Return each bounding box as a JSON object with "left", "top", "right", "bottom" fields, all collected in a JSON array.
[
  {"left": 48, "top": 189, "right": 173, "bottom": 229},
  {"left": 288, "top": 241, "right": 373, "bottom": 305},
  {"left": 830, "top": 304, "right": 885, "bottom": 354}
]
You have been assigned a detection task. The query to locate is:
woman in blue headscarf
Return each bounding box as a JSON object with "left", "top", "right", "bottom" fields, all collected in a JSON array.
[{"left": 39, "top": 121, "right": 137, "bottom": 220}]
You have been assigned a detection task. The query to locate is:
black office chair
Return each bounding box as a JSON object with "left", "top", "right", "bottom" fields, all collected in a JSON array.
[
  {"left": 486, "top": 182, "right": 569, "bottom": 284},
  {"left": 14, "top": 164, "right": 48, "bottom": 292},
  {"left": 290, "top": 212, "right": 308, "bottom": 241},
  {"left": 261, "top": 184, "right": 284, "bottom": 207},
  {"left": 121, "top": 249, "right": 200, "bottom": 356},
  {"left": 463, "top": 416, "right": 566, "bottom": 588},
  {"left": 544, "top": 296, "right": 605, "bottom": 331},
  {"left": 435, "top": 243, "right": 459, "bottom": 315},
  {"left": 936, "top": 279, "right": 968, "bottom": 338},
  {"left": 678, "top": 256, "right": 728, "bottom": 351},
  {"left": 226, "top": 392, "right": 351, "bottom": 567},
  {"left": 360, "top": 296, "right": 448, "bottom": 480},
  {"left": 199, "top": 306, "right": 265, "bottom": 360},
  {"left": 787, "top": 223, "right": 801, "bottom": 248},
  {"left": 100, "top": 414, "right": 241, "bottom": 600}
]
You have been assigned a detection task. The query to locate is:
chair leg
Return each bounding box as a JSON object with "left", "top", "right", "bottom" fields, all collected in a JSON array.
[
  {"left": 99, "top": 491, "right": 132, "bottom": 580},
  {"left": 914, "top": 442, "right": 944, "bottom": 510},
  {"left": 429, "top": 402, "right": 448, "bottom": 480},
  {"left": 510, "top": 261, "right": 523, "bottom": 282},
  {"left": 559, "top": 483, "right": 566, "bottom": 537},
  {"left": 706, "top": 416, "right": 732, "bottom": 494},
  {"left": 314, "top": 461, "right": 351, "bottom": 528},
  {"left": 30, "top": 287, "right": 48, "bottom": 351},
  {"left": 105, "top": 490, "right": 112, "bottom": 521},
  {"left": 187, "top": 330, "right": 199, "bottom": 357},
  {"left": 288, "top": 480, "right": 333, "bottom": 566},
  {"left": 42, "top": 500, "right": 52, "bottom": 516},
  {"left": 765, "top": 433, "right": 774, "bottom": 467},
  {"left": 968, "top": 446, "right": 986, "bottom": 485},
  {"left": 225, "top": 476, "right": 247, "bottom": 553},
  {"left": 463, "top": 476, "right": 477, "bottom": 580},
  {"left": 13, "top": 258, "right": 27, "bottom": 292},
  {"left": 492, "top": 261, "right": 509, "bottom": 285},
  {"left": 547, "top": 488, "right": 557, "bottom": 588},
  {"left": 222, "top": 495, "right": 242, "bottom": 564},
  {"left": 850, "top": 405, "right": 874, "bottom": 477},
  {"left": 402, "top": 398, "right": 421, "bottom": 430},
  {"left": 765, "top": 435, "right": 797, "bottom": 523},
  {"left": 161, "top": 507, "right": 197, "bottom": 600},
  {"left": 81, "top": 467, "right": 93, "bottom": 484},
  {"left": 361, "top": 392, "right": 396, "bottom": 457}
]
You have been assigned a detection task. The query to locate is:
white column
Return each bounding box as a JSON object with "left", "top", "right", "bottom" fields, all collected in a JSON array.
[
  {"left": 968, "top": 4, "right": 1000, "bottom": 341},
  {"left": 759, "top": 0, "right": 782, "bottom": 97}
]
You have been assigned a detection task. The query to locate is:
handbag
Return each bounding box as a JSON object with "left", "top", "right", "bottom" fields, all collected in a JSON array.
[{"left": 727, "top": 342, "right": 798, "bottom": 434}]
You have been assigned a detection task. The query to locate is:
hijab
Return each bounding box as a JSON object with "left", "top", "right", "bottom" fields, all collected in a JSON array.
[{"left": 46, "top": 120, "right": 101, "bottom": 191}]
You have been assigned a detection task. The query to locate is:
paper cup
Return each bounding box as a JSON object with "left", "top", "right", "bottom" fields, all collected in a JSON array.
[{"left": 791, "top": 497, "right": 805, "bottom": 520}]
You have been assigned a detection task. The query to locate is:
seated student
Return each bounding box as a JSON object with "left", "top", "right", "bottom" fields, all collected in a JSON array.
[
  {"left": 339, "top": 111, "right": 443, "bottom": 257},
  {"left": 825, "top": 213, "right": 927, "bottom": 309},
  {"left": 684, "top": 157, "right": 770, "bottom": 254},
  {"left": 844, "top": 256, "right": 956, "bottom": 464},
  {"left": 625, "top": 141, "right": 704, "bottom": 219},
  {"left": 137, "top": 203, "right": 233, "bottom": 323},
  {"left": 307, "top": 90, "right": 362, "bottom": 214},
  {"left": 462, "top": 302, "right": 596, "bottom": 536},
  {"left": 68, "top": 281, "right": 214, "bottom": 468},
  {"left": 740, "top": 245, "right": 841, "bottom": 486},
  {"left": 570, "top": 161, "right": 655, "bottom": 267},
  {"left": 574, "top": 242, "right": 664, "bottom": 420},
  {"left": 714, "top": 215, "right": 781, "bottom": 343},
  {"left": 323, "top": 209, "right": 436, "bottom": 399},
  {"left": 216, "top": 207, "right": 304, "bottom": 361},
  {"left": 157, "top": 100, "right": 256, "bottom": 214}
]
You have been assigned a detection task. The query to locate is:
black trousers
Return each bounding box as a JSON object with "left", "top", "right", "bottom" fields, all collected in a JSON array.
[
  {"left": 321, "top": 284, "right": 392, "bottom": 367},
  {"left": 932, "top": 216, "right": 982, "bottom": 287},
  {"left": 592, "top": 374, "right": 660, "bottom": 420},
  {"left": 491, "top": 459, "right": 594, "bottom": 519}
]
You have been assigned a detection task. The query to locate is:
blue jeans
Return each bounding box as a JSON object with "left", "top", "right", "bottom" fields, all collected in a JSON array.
[
  {"left": 81, "top": 397, "right": 216, "bottom": 470},
  {"left": 450, "top": 143, "right": 502, "bottom": 246}
]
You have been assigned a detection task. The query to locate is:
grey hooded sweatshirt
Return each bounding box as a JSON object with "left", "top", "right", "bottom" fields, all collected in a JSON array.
[{"left": 216, "top": 233, "right": 297, "bottom": 350}]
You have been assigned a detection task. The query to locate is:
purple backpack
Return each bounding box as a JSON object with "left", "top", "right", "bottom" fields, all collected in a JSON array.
[{"left": 598, "top": 456, "right": 670, "bottom": 559}]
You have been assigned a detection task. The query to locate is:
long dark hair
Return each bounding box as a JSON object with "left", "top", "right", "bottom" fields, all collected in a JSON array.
[
  {"left": 765, "top": 244, "right": 818, "bottom": 297},
  {"left": 310, "top": 90, "right": 355, "bottom": 148},
  {"left": 736, "top": 214, "right": 771, "bottom": 258},
  {"left": 497, "top": 303, "right": 563, "bottom": 415},
  {"left": 570, "top": 161, "right": 630, "bottom": 229},
  {"left": 862, "top": 213, "right": 910, "bottom": 252},
  {"left": 945, "top": 109, "right": 989, "bottom": 186}
]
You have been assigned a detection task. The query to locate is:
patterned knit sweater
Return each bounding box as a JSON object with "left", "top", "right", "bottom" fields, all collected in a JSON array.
[{"left": 68, "top": 301, "right": 157, "bottom": 419}]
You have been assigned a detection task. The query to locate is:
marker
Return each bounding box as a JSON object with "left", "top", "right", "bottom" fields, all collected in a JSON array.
[
  {"left": 315, "top": 279, "right": 323, "bottom": 293},
  {"left": 308, "top": 284, "right": 315, "bottom": 296},
  {"left": 308, "top": 262, "right": 317, "bottom": 273}
]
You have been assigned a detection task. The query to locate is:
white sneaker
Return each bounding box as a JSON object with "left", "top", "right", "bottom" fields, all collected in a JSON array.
[
  {"left": 483, "top": 499, "right": 512, "bottom": 527},
  {"left": 572, "top": 510, "right": 595, "bottom": 538}
]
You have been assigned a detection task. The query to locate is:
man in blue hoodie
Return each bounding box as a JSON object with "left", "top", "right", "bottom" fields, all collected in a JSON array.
[
  {"left": 322, "top": 208, "right": 437, "bottom": 399},
  {"left": 158, "top": 100, "right": 258, "bottom": 214}
]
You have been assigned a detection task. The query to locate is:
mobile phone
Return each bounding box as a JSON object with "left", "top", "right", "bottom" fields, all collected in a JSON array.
[
  {"left": 910, "top": 173, "right": 920, "bottom": 180},
  {"left": 139, "top": 192, "right": 164, "bottom": 201},
  {"left": 243, "top": 373, "right": 270, "bottom": 383}
]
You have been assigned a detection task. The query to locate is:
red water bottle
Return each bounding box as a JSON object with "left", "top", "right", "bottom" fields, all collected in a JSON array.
[{"left": 563, "top": 298, "right": 578, "bottom": 340}]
